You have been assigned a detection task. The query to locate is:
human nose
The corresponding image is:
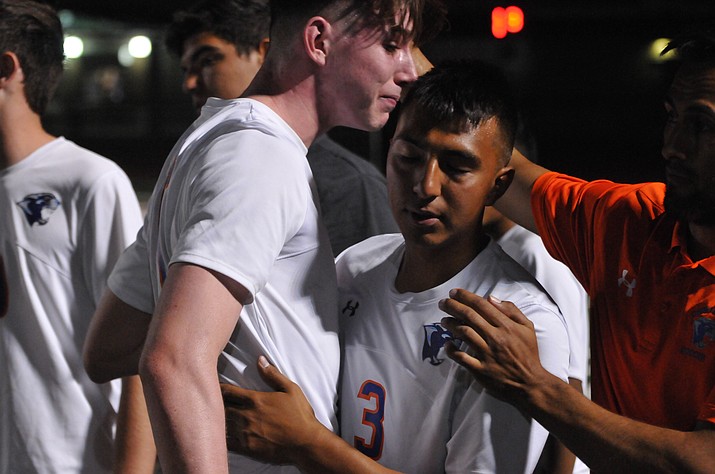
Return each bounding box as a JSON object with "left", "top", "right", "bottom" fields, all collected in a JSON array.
[
  {"left": 182, "top": 71, "right": 198, "bottom": 93},
  {"left": 395, "top": 47, "right": 418, "bottom": 88},
  {"left": 413, "top": 158, "right": 440, "bottom": 199},
  {"left": 662, "top": 119, "right": 689, "bottom": 162}
]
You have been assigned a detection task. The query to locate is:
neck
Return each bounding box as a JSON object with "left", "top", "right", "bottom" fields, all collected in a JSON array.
[
  {"left": 0, "top": 106, "right": 54, "bottom": 170},
  {"left": 688, "top": 222, "right": 715, "bottom": 261},
  {"left": 243, "top": 54, "right": 323, "bottom": 148},
  {"left": 395, "top": 234, "right": 490, "bottom": 293}
]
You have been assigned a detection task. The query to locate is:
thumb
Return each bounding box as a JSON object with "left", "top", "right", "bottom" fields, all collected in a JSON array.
[{"left": 257, "top": 355, "right": 292, "bottom": 392}]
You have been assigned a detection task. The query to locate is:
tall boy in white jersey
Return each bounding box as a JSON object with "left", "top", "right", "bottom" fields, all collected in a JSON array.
[
  {"left": 221, "top": 61, "right": 570, "bottom": 473},
  {"left": 83, "top": 0, "right": 445, "bottom": 472},
  {"left": 0, "top": 1, "right": 149, "bottom": 472}
]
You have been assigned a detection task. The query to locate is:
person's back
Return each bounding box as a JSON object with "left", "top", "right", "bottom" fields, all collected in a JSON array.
[
  {"left": 0, "top": 2, "right": 143, "bottom": 471},
  {"left": 165, "top": 0, "right": 398, "bottom": 257}
]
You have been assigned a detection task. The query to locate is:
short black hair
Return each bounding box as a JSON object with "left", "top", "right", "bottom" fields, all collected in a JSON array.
[
  {"left": 165, "top": 0, "right": 270, "bottom": 57},
  {"left": 0, "top": 0, "right": 64, "bottom": 115},
  {"left": 401, "top": 60, "right": 518, "bottom": 164},
  {"left": 662, "top": 27, "right": 715, "bottom": 66}
]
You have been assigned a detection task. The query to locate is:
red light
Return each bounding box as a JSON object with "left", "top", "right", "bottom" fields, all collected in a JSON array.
[{"left": 492, "top": 6, "right": 524, "bottom": 39}]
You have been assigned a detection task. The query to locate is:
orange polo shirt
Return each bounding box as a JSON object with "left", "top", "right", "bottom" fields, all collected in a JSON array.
[{"left": 532, "top": 172, "right": 715, "bottom": 430}]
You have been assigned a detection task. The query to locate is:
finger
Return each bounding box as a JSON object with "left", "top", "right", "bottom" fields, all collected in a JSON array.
[
  {"left": 440, "top": 317, "right": 490, "bottom": 356},
  {"left": 256, "top": 355, "right": 294, "bottom": 393},
  {"left": 487, "top": 295, "right": 533, "bottom": 328},
  {"left": 220, "top": 383, "right": 256, "bottom": 408},
  {"left": 438, "top": 293, "right": 496, "bottom": 337},
  {"left": 447, "top": 289, "right": 514, "bottom": 328},
  {"left": 444, "top": 341, "right": 485, "bottom": 375}
]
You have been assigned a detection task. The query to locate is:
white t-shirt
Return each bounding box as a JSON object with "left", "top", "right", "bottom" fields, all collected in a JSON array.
[
  {"left": 109, "top": 98, "right": 340, "bottom": 473},
  {"left": 336, "top": 234, "right": 570, "bottom": 474},
  {"left": 0, "top": 137, "right": 142, "bottom": 473},
  {"left": 497, "top": 225, "right": 591, "bottom": 474},
  {"left": 497, "top": 224, "right": 590, "bottom": 389}
]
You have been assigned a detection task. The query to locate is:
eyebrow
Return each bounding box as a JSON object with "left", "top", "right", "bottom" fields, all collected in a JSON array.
[
  {"left": 392, "top": 135, "right": 481, "bottom": 163},
  {"left": 181, "top": 44, "right": 221, "bottom": 68}
]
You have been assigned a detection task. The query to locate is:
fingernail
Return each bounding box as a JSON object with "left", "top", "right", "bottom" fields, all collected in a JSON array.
[
  {"left": 449, "top": 288, "right": 457, "bottom": 297},
  {"left": 488, "top": 294, "right": 502, "bottom": 304},
  {"left": 258, "top": 355, "right": 269, "bottom": 368}
]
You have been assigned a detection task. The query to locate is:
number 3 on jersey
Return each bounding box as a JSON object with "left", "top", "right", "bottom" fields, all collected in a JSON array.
[
  {"left": 0, "top": 255, "right": 7, "bottom": 318},
  {"left": 354, "top": 380, "right": 386, "bottom": 460}
]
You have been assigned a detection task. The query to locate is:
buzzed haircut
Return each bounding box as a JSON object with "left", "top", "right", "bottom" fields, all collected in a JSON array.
[
  {"left": 402, "top": 60, "right": 518, "bottom": 164},
  {"left": 165, "top": 0, "right": 271, "bottom": 57},
  {"left": 0, "top": 0, "right": 64, "bottom": 115}
]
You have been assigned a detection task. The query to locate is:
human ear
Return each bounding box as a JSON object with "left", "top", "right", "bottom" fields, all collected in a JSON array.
[
  {"left": 0, "top": 52, "right": 20, "bottom": 83},
  {"left": 485, "top": 167, "right": 515, "bottom": 206},
  {"left": 303, "top": 16, "right": 331, "bottom": 66}
]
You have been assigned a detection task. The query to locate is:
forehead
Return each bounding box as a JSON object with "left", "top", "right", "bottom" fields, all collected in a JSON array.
[
  {"left": 668, "top": 63, "right": 715, "bottom": 106},
  {"left": 181, "top": 32, "right": 237, "bottom": 62},
  {"left": 392, "top": 112, "right": 506, "bottom": 161}
]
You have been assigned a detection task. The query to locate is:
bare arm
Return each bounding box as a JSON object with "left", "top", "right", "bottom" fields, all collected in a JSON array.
[
  {"left": 440, "top": 289, "right": 715, "bottom": 474},
  {"left": 84, "top": 290, "right": 152, "bottom": 383},
  {"left": 139, "top": 262, "right": 248, "bottom": 473},
  {"left": 495, "top": 148, "right": 550, "bottom": 234},
  {"left": 113, "top": 376, "right": 156, "bottom": 474},
  {"left": 223, "top": 358, "right": 399, "bottom": 474}
]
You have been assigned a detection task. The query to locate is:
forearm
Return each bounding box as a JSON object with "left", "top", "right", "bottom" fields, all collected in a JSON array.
[
  {"left": 84, "top": 290, "right": 150, "bottom": 383},
  {"left": 293, "top": 425, "right": 400, "bottom": 474},
  {"left": 114, "top": 376, "right": 156, "bottom": 474},
  {"left": 494, "top": 149, "right": 548, "bottom": 234},
  {"left": 140, "top": 354, "right": 229, "bottom": 473},
  {"left": 525, "top": 372, "right": 715, "bottom": 474}
]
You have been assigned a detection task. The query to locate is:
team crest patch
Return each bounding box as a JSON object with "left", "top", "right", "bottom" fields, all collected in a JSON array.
[
  {"left": 691, "top": 306, "right": 715, "bottom": 349},
  {"left": 16, "top": 193, "right": 61, "bottom": 226},
  {"left": 422, "top": 323, "right": 454, "bottom": 366}
]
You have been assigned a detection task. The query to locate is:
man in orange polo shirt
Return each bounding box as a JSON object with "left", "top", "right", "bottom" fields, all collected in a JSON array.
[{"left": 440, "top": 29, "right": 715, "bottom": 472}]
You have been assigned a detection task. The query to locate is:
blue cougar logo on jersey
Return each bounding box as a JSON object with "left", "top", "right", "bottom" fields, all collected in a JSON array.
[
  {"left": 17, "top": 193, "right": 61, "bottom": 226},
  {"left": 692, "top": 308, "right": 715, "bottom": 349},
  {"left": 422, "top": 323, "right": 454, "bottom": 366}
]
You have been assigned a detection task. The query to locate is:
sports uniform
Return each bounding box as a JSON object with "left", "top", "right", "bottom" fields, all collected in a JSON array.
[
  {"left": 306, "top": 136, "right": 398, "bottom": 256},
  {"left": 496, "top": 224, "right": 591, "bottom": 474},
  {"left": 532, "top": 172, "right": 715, "bottom": 430},
  {"left": 496, "top": 224, "right": 590, "bottom": 389},
  {"left": 336, "top": 234, "right": 570, "bottom": 474},
  {"left": 0, "top": 137, "right": 142, "bottom": 473},
  {"left": 108, "top": 98, "right": 340, "bottom": 473}
]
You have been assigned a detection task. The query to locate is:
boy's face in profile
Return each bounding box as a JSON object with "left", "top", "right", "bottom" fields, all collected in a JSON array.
[{"left": 386, "top": 107, "right": 512, "bottom": 256}]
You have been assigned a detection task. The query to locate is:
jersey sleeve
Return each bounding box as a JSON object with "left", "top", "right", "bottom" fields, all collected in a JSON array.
[
  {"left": 446, "top": 301, "right": 570, "bottom": 473},
  {"left": 107, "top": 221, "right": 154, "bottom": 314},
  {"left": 79, "top": 167, "right": 143, "bottom": 307},
  {"left": 170, "top": 130, "right": 310, "bottom": 299}
]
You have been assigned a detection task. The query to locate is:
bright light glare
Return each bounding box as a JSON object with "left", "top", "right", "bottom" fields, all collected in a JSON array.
[
  {"left": 63, "top": 35, "right": 84, "bottom": 59},
  {"left": 649, "top": 38, "right": 675, "bottom": 62},
  {"left": 127, "top": 35, "right": 152, "bottom": 59}
]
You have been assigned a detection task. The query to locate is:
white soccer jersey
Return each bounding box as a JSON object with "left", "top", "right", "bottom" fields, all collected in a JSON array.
[
  {"left": 497, "top": 225, "right": 591, "bottom": 474},
  {"left": 497, "top": 225, "right": 590, "bottom": 389},
  {"left": 0, "top": 138, "right": 142, "bottom": 473},
  {"left": 109, "top": 98, "right": 340, "bottom": 473},
  {"left": 337, "top": 234, "right": 570, "bottom": 474}
]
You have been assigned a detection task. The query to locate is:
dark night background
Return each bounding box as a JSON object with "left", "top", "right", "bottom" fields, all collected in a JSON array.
[{"left": 42, "top": 0, "right": 715, "bottom": 194}]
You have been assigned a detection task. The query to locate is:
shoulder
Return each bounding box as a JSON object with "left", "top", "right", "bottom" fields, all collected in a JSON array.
[
  {"left": 535, "top": 172, "right": 666, "bottom": 219},
  {"left": 336, "top": 233, "right": 403, "bottom": 279}
]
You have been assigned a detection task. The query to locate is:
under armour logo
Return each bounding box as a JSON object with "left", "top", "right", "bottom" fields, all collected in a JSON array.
[
  {"left": 342, "top": 300, "right": 359, "bottom": 317},
  {"left": 618, "top": 269, "right": 636, "bottom": 297}
]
